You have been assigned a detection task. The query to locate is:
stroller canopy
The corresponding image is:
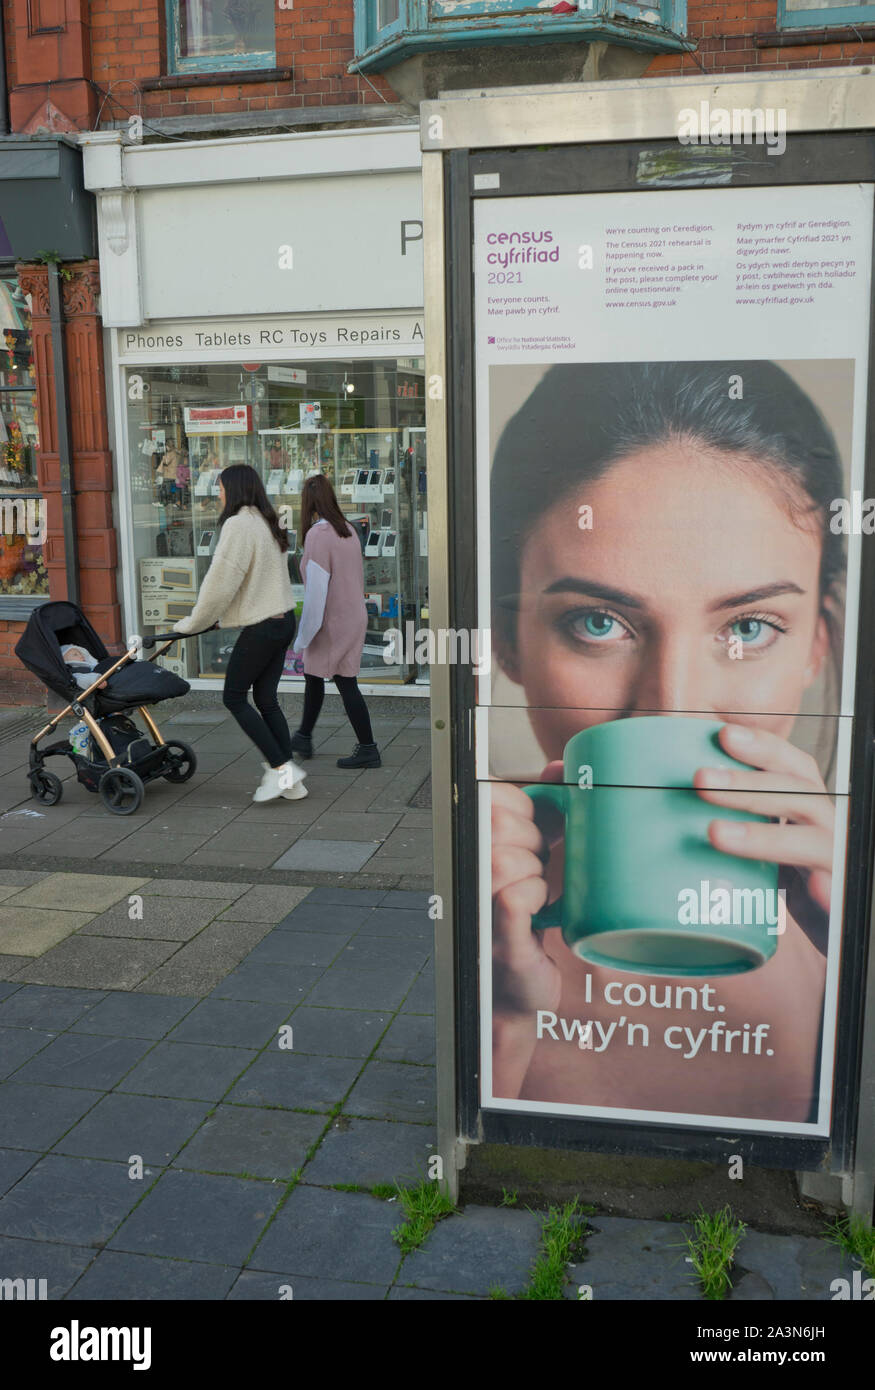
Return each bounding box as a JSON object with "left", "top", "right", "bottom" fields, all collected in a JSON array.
[
  {"left": 15, "top": 601, "right": 189, "bottom": 712},
  {"left": 16, "top": 602, "right": 110, "bottom": 703}
]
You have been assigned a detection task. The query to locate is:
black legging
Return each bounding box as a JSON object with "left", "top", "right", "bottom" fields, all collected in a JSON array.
[
  {"left": 300, "top": 672, "right": 373, "bottom": 745},
  {"left": 223, "top": 612, "right": 296, "bottom": 767}
]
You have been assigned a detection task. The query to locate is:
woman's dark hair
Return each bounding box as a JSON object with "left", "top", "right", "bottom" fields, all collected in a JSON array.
[
  {"left": 491, "top": 361, "right": 846, "bottom": 672},
  {"left": 219, "top": 463, "right": 288, "bottom": 552},
  {"left": 300, "top": 473, "right": 352, "bottom": 541}
]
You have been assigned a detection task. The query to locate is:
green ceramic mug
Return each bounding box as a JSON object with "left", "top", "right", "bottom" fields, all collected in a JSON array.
[{"left": 523, "top": 716, "right": 780, "bottom": 976}]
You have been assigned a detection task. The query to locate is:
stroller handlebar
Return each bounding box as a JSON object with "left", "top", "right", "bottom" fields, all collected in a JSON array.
[{"left": 141, "top": 625, "right": 218, "bottom": 651}]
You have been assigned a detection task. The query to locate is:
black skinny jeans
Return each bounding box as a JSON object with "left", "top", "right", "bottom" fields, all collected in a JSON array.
[
  {"left": 222, "top": 611, "right": 296, "bottom": 767},
  {"left": 300, "top": 672, "right": 373, "bottom": 745}
]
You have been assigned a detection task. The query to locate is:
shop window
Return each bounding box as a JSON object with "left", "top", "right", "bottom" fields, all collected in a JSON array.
[
  {"left": 0, "top": 278, "right": 47, "bottom": 611},
  {"left": 354, "top": 0, "right": 686, "bottom": 70},
  {"left": 779, "top": 0, "right": 875, "bottom": 26},
  {"left": 167, "top": 0, "right": 276, "bottom": 74},
  {"left": 125, "top": 359, "right": 427, "bottom": 684}
]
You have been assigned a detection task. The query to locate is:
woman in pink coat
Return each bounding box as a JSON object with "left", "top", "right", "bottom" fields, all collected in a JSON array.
[{"left": 291, "top": 474, "right": 381, "bottom": 768}]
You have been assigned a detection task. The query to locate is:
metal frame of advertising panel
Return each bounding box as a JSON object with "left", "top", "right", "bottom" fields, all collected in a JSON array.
[{"left": 423, "top": 77, "right": 875, "bottom": 1214}]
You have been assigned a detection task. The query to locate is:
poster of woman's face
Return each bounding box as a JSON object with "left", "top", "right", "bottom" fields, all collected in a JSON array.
[{"left": 484, "top": 359, "right": 854, "bottom": 1131}]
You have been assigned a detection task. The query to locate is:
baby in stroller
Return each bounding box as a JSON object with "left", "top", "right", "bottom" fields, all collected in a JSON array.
[{"left": 16, "top": 601, "right": 201, "bottom": 816}]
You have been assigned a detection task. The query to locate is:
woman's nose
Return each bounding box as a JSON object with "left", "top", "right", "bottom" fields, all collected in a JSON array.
[{"left": 626, "top": 640, "right": 707, "bottom": 715}]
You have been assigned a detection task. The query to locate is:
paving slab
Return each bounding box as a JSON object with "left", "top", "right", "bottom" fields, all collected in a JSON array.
[
  {"left": 356, "top": 908, "right": 434, "bottom": 940},
  {"left": 166, "top": 997, "right": 290, "bottom": 1049},
  {"left": 273, "top": 840, "right": 379, "bottom": 872},
  {"left": 139, "top": 879, "right": 253, "bottom": 900},
  {"left": 83, "top": 896, "right": 231, "bottom": 941},
  {"left": 100, "top": 832, "right": 214, "bottom": 865},
  {"left": 0, "top": 956, "right": 30, "bottom": 978},
  {"left": 379, "top": 891, "right": 434, "bottom": 910},
  {"left": 116, "top": 1040, "right": 257, "bottom": 1103},
  {"left": 305, "top": 964, "right": 419, "bottom": 1012},
  {"left": 0, "top": 1081, "right": 104, "bottom": 1150},
  {"left": 401, "top": 1204, "right": 543, "bottom": 1297},
  {"left": 225, "top": 1050, "right": 362, "bottom": 1111},
  {"left": 0, "top": 909, "right": 99, "bottom": 957},
  {"left": 185, "top": 848, "right": 291, "bottom": 871},
  {"left": 302, "top": 1117, "right": 436, "bottom": 1189},
  {"left": 218, "top": 885, "right": 312, "bottom": 923},
  {"left": 0, "top": 985, "right": 107, "bottom": 1030},
  {"left": 68, "top": 1249, "right": 238, "bottom": 1300},
  {"left": 135, "top": 920, "right": 278, "bottom": 997},
  {"left": 12, "top": 1033, "right": 153, "bottom": 1091},
  {"left": 67, "top": 992, "right": 198, "bottom": 1039},
  {"left": 303, "top": 887, "right": 385, "bottom": 907},
  {"left": 53, "top": 1093, "right": 211, "bottom": 1165},
  {"left": 275, "top": 903, "right": 373, "bottom": 932},
  {"left": 13, "top": 935, "right": 180, "bottom": 991},
  {"left": 375, "top": 1013, "right": 436, "bottom": 1066},
  {"left": 400, "top": 973, "right": 435, "bottom": 1015},
  {"left": 249, "top": 1185, "right": 401, "bottom": 1284},
  {"left": 729, "top": 1229, "right": 864, "bottom": 1301},
  {"left": 0, "top": 1025, "right": 56, "bottom": 1078},
  {"left": 243, "top": 929, "right": 351, "bottom": 970},
  {"left": 0, "top": 1154, "right": 143, "bottom": 1246},
  {"left": 338, "top": 936, "right": 431, "bottom": 973},
  {"left": 8, "top": 873, "right": 149, "bottom": 913},
  {"left": 565, "top": 1216, "right": 703, "bottom": 1301},
  {"left": 173, "top": 1104, "right": 325, "bottom": 1178},
  {"left": 0, "top": 1147, "right": 41, "bottom": 1197},
  {"left": 0, "top": 871, "right": 50, "bottom": 886},
  {"left": 304, "top": 813, "right": 401, "bottom": 842},
  {"left": 212, "top": 960, "right": 323, "bottom": 1005},
  {"left": 389, "top": 1285, "right": 484, "bottom": 1300},
  {"left": 108, "top": 1168, "right": 282, "bottom": 1266},
  {"left": 345, "top": 1060, "right": 436, "bottom": 1124},
  {"left": 286, "top": 1006, "right": 391, "bottom": 1059},
  {"left": 229, "top": 1270, "right": 388, "bottom": 1300},
  {"left": 0, "top": 1233, "right": 95, "bottom": 1299}
]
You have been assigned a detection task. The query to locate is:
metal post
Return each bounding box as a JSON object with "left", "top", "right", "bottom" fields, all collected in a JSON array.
[
  {"left": 423, "top": 147, "right": 463, "bottom": 1201},
  {"left": 47, "top": 263, "right": 80, "bottom": 606}
]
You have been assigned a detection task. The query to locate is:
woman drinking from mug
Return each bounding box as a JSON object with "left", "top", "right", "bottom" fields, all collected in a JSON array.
[
  {"left": 173, "top": 463, "right": 307, "bottom": 803},
  {"left": 490, "top": 361, "right": 842, "bottom": 1122}
]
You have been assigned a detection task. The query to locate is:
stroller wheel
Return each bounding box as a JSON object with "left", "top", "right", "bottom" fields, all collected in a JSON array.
[
  {"left": 30, "top": 769, "right": 63, "bottom": 806},
  {"left": 99, "top": 767, "right": 144, "bottom": 816},
  {"left": 162, "top": 740, "right": 197, "bottom": 783}
]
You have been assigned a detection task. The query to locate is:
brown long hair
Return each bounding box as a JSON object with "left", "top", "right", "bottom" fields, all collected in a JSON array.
[
  {"left": 300, "top": 473, "right": 352, "bottom": 541},
  {"left": 219, "top": 463, "right": 288, "bottom": 552}
]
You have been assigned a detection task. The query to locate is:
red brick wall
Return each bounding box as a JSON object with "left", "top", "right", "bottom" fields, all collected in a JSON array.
[
  {"left": 646, "top": 0, "right": 875, "bottom": 75},
  {"left": 14, "top": 0, "right": 396, "bottom": 132}
]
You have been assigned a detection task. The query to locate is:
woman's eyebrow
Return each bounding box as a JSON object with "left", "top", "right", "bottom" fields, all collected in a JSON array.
[
  {"left": 708, "top": 582, "right": 806, "bottom": 613},
  {"left": 542, "top": 578, "right": 645, "bottom": 608}
]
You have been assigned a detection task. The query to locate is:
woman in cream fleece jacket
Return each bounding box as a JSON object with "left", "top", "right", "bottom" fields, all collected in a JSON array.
[{"left": 173, "top": 464, "right": 306, "bottom": 803}]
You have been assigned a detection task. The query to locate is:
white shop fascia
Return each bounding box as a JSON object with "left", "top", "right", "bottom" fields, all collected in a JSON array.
[{"left": 81, "top": 124, "right": 426, "bottom": 695}]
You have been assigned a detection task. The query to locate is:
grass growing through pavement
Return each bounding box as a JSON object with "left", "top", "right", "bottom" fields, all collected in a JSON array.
[
  {"left": 684, "top": 1205, "right": 746, "bottom": 1300},
  {"left": 389, "top": 1178, "right": 456, "bottom": 1253},
  {"left": 517, "top": 1198, "right": 589, "bottom": 1300},
  {"left": 825, "top": 1213, "right": 875, "bottom": 1278}
]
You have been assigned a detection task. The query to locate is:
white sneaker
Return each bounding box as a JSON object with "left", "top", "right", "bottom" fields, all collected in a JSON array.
[{"left": 279, "top": 760, "right": 308, "bottom": 800}]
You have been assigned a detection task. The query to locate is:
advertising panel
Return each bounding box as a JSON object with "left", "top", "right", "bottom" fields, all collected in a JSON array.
[{"left": 475, "top": 183, "right": 873, "bottom": 1135}]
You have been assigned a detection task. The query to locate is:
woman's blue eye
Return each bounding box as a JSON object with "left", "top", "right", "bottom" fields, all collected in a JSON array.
[
  {"left": 582, "top": 612, "right": 619, "bottom": 639},
  {"left": 732, "top": 618, "right": 765, "bottom": 644}
]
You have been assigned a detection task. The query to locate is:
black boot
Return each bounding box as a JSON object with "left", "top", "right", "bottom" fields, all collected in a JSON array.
[
  {"left": 290, "top": 730, "right": 313, "bottom": 760},
  {"left": 336, "top": 742, "right": 381, "bottom": 769}
]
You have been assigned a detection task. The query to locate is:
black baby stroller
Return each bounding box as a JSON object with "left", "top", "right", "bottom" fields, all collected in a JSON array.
[{"left": 15, "top": 601, "right": 200, "bottom": 816}]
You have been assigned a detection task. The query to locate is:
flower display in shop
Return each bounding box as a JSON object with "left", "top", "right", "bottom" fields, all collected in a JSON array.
[
  {"left": 2, "top": 420, "right": 24, "bottom": 474},
  {"left": 4, "top": 330, "right": 16, "bottom": 377}
]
